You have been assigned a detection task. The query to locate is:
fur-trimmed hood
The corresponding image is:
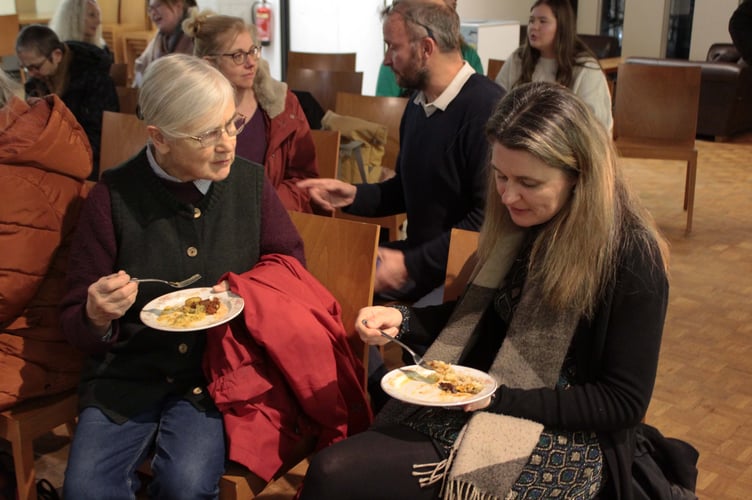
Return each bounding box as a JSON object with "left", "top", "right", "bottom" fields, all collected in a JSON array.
[{"left": 253, "top": 57, "right": 288, "bottom": 119}]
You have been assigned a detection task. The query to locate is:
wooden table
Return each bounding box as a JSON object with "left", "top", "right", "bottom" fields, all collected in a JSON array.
[{"left": 18, "top": 11, "right": 54, "bottom": 26}]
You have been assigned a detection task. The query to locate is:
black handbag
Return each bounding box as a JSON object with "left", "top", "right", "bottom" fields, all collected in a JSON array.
[{"left": 632, "top": 423, "right": 699, "bottom": 500}]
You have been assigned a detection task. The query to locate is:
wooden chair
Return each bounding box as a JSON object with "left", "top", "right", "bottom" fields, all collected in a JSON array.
[
  {"left": 109, "top": 62, "right": 128, "bottom": 86},
  {"left": 100, "top": 111, "right": 148, "bottom": 175},
  {"left": 216, "top": 212, "right": 380, "bottom": 499},
  {"left": 487, "top": 58, "right": 505, "bottom": 81},
  {"left": 310, "top": 129, "right": 341, "bottom": 180},
  {"left": 442, "top": 228, "right": 480, "bottom": 303},
  {"left": 115, "top": 85, "right": 139, "bottom": 114},
  {"left": 333, "top": 92, "right": 410, "bottom": 241},
  {"left": 0, "top": 390, "right": 78, "bottom": 500},
  {"left": 0, "top": 14, "right": 20, "bottom": 77},
  {"left": 122, "top": 30, "right": 155, "bottom": 86},
  {"left": 102, "top": 23, "right": 147, "bottom": 64},
  {"left": 286, "top": 67, "right": 363, "bottom": 113},
  {"left": 613, "top": 61, "right": 702, "bottom": 234},
  {"left": 286, "top": 51, "right": 356, "bottom": 73}
]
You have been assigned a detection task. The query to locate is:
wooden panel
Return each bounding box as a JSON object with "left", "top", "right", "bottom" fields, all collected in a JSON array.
[
  {"left": 286, "top": 51, "right": 356, "bottom": 72},
  {"left": 98, "top": 0, "right": 119, "bottom": 24},
  {"left": 100, "top": 111, "right": 148, "bottom": 175},
  {"left": 443, "top": 228, "right": 479, "bottom": 303},
  {"left": 286, "top": 68, "right": 362, "bottom": 114},
  {"left": 310, "top": 129, "right": 341, "bottom": 180},
  {"left": 119, "top": 0, "right": 150, "bottom": 28},
  {"left": 122, "top": 30, "right": 155, "bottom": 86},
  {"left": 487, "top": 58, "right": 504, "bottom": 81},
  {"left": 0, "top": 14, "right": 19, "bottom": 59}
]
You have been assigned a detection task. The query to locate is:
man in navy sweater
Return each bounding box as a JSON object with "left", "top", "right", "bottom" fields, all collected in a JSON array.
[{"left": 299, "top": 0, "right": 503, "bottom": 304}]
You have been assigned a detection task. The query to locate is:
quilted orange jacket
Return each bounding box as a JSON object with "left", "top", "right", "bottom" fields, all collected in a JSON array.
[{"left": 0, "top": 94, "right": 92, "bottom": 410}]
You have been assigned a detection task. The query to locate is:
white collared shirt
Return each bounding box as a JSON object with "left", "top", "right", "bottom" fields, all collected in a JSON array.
[
  {"left": 413, "top": 61, "right": 475, "bottom": 117},
  {"left": 146, "top": 144, "right": 212, "bottom": 195}
]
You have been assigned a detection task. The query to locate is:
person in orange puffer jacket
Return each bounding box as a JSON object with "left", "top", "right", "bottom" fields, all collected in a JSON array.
[{"left": 0, "top": 68, "right": 92, "bottom": 410}]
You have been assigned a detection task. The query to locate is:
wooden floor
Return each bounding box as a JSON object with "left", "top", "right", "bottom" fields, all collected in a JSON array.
[{"left": 15, "top": 133, "right": 752, "bottom": 499}]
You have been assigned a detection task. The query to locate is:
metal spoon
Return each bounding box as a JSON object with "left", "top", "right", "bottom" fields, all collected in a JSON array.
[{"left": 130, "top": 273, "right": 202, "bottom": 288}]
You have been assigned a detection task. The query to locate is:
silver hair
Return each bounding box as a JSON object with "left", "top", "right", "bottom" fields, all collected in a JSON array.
[{"left": 138, "top": 54, "right": 235, "bottom": 138}]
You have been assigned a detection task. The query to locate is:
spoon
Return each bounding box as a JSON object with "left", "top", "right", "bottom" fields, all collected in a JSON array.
[{"left": 130, "top": 273, "right": 202, "bottom": 288}]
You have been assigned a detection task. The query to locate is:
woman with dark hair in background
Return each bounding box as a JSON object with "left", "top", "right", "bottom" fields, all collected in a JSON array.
[{"left": 495, "top": 0, "right": 613, "bottom": 130}]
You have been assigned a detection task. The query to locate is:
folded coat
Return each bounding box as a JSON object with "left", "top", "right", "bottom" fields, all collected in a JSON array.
[{"left": 203, "top": 254, "right": 372, "bottom": 481}]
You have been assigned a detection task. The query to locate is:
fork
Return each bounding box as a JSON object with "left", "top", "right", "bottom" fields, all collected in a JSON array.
[
  {"left": 130, "top": 273, "right": 202, "bottom": 288},
  {"left": 376, "top": 329, "right": 434, "bottom": 372}
]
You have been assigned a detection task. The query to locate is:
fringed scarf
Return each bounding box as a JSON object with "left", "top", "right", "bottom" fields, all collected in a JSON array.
[{"left": 376, "top": 229, "right": 581, "bottom": 500}]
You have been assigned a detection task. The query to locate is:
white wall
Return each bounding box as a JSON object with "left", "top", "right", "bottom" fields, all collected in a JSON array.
[
  {"left": 1, "top": 0, "right": 15, "bottom": 15},
  {"left": 289, "top": 0, "right": 385, "bottom": 95},
  {"left": 577, "top": 0, "right": 602, "bottom": 34},
  {"left": 689, "top": 0, "right": 737, "bottom": 60},
  {"left": 622, "top": 0, "right": 670, "bottom": 57}
]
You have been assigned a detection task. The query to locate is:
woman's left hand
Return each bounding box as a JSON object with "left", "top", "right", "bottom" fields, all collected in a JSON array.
[{"left": 212, "top": 280, "right": 229, "bottom": 293}]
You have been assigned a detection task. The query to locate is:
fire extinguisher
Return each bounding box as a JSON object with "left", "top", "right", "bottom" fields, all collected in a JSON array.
[{"left": 252, "top": 0, "right": 272, "bottom": 46}]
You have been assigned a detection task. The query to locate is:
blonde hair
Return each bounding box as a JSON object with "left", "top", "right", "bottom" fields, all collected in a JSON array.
[
  {"left": 480, "top": 82, "right": 668, "bottom": 317},
  {"left": 183, "top": 9, "right": 253, "bottom": 59},
  {"left": 138, "top": 54, "right": 235, "bottom": 138},
  {"left": 0, "top": 70, "right": 23, "bottom": 108},
  {"left": 49, "top": 0, "right": 105, "bottom": 48}
]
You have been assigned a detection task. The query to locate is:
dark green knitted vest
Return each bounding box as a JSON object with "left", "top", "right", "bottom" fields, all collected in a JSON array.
[{"left": 79, "top": 150, "right": 263, "bottom": 422}]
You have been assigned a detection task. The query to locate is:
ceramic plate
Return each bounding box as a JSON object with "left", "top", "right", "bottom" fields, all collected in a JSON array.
[
  {"left": 381, "top": 364, "right": 497, "bottom": 407},
  {"left": 140, "top": 287, "right": 244, "bottom": 332}
]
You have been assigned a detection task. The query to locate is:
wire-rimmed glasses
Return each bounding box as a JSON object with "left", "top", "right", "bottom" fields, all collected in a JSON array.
[
  {"left": 211, "top": 46, "right": 262, "bottom": 66},
  {"left": 183, "top": 112, "right": 248, "bottom": 148}
]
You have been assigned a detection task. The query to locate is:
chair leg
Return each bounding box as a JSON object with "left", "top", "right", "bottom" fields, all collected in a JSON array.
[
  {"left": 9, "top": 428, "right": 38, "bottom": 500},
  {"left": 684, "top": 154, "right": 698, "bottom": 235}
]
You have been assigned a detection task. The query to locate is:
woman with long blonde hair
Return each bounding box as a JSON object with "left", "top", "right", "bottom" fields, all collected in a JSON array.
[
  {"left": 299, "top": 82, "right": 669, "bottom": 499},
  {"left": 49, "top": 0, "right": 106, "bottom": 48}
]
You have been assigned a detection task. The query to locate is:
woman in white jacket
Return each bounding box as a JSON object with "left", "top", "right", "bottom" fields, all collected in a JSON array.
[{"left": 496, "top": 0, "right": 613, "bottom": 131}]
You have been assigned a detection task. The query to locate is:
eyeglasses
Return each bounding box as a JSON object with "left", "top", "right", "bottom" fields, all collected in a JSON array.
[
  {"left": 183, "top": 112, "right": 247, "bottom": 148},
  {"left": 211, "top": 46, "right": 262, "bottom": 66},
  {"left": 147, "top": 1, "right": 163, "bottom": 13},
  {"left": 22, "top": 57, "right": 49, "bottom": 73}
]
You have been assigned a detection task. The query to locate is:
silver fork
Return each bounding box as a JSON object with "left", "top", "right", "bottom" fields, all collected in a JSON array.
[
  {"left": 130, "top": 273, "right": 202, "bottom": 288},
  {"left": 377, "top": 329, "right": 434, "bottom": 371}
]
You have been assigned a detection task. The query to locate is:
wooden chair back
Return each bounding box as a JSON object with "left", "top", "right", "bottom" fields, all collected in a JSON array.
[
  {"left": 100, "top": 111, "right": 148, "bottom": 176},
  {"left": 286, "top": 67, "right": 363, "bottom": 113},
  {"left": 122, "top": 30, "right": 155, "bottom": 86},
  {"left": 443, "top": 228, "right": 480, "bottom": 303},
  {"left": 98, "top": 0, "right": 119, "bottom": 24},
  {"left": 613, "top": 61, "right": 702, "bottom": 233},
  {"left": 109, "top": 62, "right": 128, "bottom": 86},
  {"left": 310, "top": 129, "right": 341, "bottom": 180},
  {"left": 487, "top": 58, "right": 505, "bottom": 81},
  {"left": 287, "top": 51, "right": 356, "bottom": 73},
  {"left": 287, "top": 211, "right": 379, "bottom": 353},
  {"left": 333, "top": 92, "right": 409, "bottom": 241},
  {"left": 1, "top": 390, "right": 77, "bottom": 500},
  {"left": 334, "top": 92, "right": 408, "bottom": 171},
  {"left": 116, "top": 86, "right": 139, "bottom": 114},
  {"left": 0, "top": 14, "right": 19, "bottom": 62},
  {"left": 119, "top": 0, "right": 150, "bottom": 28}
]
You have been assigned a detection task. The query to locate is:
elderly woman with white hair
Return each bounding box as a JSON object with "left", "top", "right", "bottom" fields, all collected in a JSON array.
[
  {"left": 60, "top": 54, "right": 305, "bottom": 499},
  {"left": 49, "top": 0, "right": 106, "bottom": 49}
]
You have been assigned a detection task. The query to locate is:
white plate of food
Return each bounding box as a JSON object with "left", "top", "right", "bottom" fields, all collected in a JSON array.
[
  {"left": 140, "top": 287, "right": 244, "bottom": 332},
  {"left": 381, "top": 361, "right": 497, "bottom": 407}
]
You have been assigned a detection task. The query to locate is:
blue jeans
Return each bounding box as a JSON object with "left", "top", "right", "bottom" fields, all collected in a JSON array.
[{"left": 63, "top": 396, "right": 226, "bottom": 500}]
